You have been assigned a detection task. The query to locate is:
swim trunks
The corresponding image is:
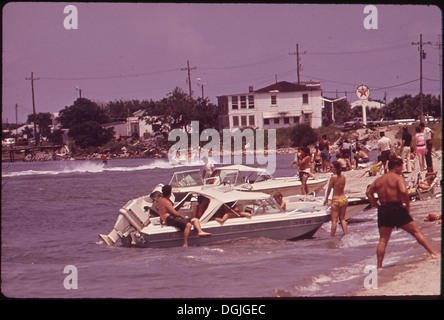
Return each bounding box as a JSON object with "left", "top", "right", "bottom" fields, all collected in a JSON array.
[
  {"left": 380, "top": 150, "right": 391, "bottom": 163},
  {"left": 320, "top": 149, "right": 329, "bottom": 161},
  {"left": 165, "top": 215, "right": 191, "bottom": 231},
  {"left": 377, "top": 202, "right": 413, "bottom": 229},
  {"left": 331, "top": 197, "right": 348, "bottom": 208},
  {"left": 299, "top": 170, "right": 310, "bottom": 182}
]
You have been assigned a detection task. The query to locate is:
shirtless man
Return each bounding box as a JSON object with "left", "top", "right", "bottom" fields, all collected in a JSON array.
[
  {"left": 324, "top": 161, "right": 348, "bottom": 237},
  {"left": 366, "top": 157, "right": 439, "bottom": 270},
  {"left": 158, "top": 185, "right": 211, "bottom": 247},
  {"left": 291, "top": 146, "right": 311, "bottom": 195}
]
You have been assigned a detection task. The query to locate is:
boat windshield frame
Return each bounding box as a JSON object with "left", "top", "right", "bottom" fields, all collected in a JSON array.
[
  {"left": 169, "top": 170, "right": 204, "bottom": 188},
  {"left": 206, "top": 169, "right": 244, "bottom": 186},
  {"left": 201, "top": 196, "right": 285, "bottom": 222}
]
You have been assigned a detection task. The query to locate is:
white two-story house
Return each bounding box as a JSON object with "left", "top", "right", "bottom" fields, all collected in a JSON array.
[{"left": 217, "top": 81, "right": 323, "bottom": 131}]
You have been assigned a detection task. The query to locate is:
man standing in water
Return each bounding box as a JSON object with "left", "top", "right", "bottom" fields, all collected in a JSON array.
[
  {"left": 158, "top": 185, "right": 211, "bottom": 247},
  {"left": 291, "top": 146, "right": 311, "bottom": 195},
  {"left": 366, "top": 157, "right": 439, "bottom": 270}
]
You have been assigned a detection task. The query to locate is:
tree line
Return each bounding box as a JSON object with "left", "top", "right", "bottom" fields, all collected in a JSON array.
[
  {"left": 322, "top": 93, "right": 441, "bottom": 126},
  {"left": 10, "top": 90, "right": 441, "bottom": 149}
]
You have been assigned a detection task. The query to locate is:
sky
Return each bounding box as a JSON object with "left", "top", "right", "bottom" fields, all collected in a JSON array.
[{"left": 2, "top": 3, "right": 442, "bottom": 123}]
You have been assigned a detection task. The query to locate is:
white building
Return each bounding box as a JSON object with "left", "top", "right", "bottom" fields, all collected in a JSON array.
[
  {"left": 217, "top": 81, "right": 323, "bottom": 130},
  {"left": 102, "top": 109, "right": 154, "bottom": 139}
]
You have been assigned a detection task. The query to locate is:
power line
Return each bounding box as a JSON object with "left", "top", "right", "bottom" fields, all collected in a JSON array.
[
  {"left": 39, "top": 68, "right": 180, "bottom": 81},
  {"left": 371, "top": 79, "right": 419, "bottom": 91}
]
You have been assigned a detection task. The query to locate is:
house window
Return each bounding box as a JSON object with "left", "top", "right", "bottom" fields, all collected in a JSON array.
[
  {"left": 241, "top": 115, "right": 247, "bottom": 126},
  {"left": 249, "top": 115, "right": 255, "bottom": 126},
  {"left": 248, "top": 95, "right": 255, "bottom": 109},
  {"left": 293, "top": 116, "right": 300, "bottom": 124},
  {"left": 271, "top": 95, "right": 277, "bottom": 105},
  {"left": 284, "top": 117, "right": 290, "bottom": 124},
  {"left": 273, "top": 118, "right": 280, "bottom": 124},
  {"left": 264, "top": 118, "right": 270, "bottom": 125},
  {"left": 240, "top": 96, "right": 247, "bottom": 109},
  {"left": 302, "top": 94, "right": 309, "bottom": 104},
  {"left": 232, "top": 96, "right": 238, "bottom": 109},
  {"left": 232, "top": 116, "right": 239, "bottom": 127}
]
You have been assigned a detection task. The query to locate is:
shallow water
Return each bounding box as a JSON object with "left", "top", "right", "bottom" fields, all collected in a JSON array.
[{"left": 1, "top": 155, "right": 439, "bottom": 298}]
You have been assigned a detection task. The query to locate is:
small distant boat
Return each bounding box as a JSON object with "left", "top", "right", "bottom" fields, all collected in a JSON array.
[
  {"left": 99, "top": 187, "right": 331, "bottom": 248},
  {"left": 169, "top": 164, "right": 328, "bottom": 201}
]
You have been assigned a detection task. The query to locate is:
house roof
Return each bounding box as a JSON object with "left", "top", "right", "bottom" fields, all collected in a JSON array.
[{"left": 254, "top": 81, "right": 321, "bottom": 93}]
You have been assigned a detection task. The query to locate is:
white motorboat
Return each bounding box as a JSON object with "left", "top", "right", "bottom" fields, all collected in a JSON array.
[
  {"left": 169, "top": 164, "right": 328, "bottom": 201},
  {"left": 99, "top": 187, "right": 331, "bottom": 248}
]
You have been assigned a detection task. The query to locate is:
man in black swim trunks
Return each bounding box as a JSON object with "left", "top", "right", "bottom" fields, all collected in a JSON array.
[
  {"left": 366, "top": 157, "right": 439, "bottom": 269},
  {"left": 158, "top": 185, "right": 211, "bottom": 247}
]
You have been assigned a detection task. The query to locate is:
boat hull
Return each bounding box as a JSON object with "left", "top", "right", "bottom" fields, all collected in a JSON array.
[{"left": 123, "top": 213, "right": 330, "bottom": 248}]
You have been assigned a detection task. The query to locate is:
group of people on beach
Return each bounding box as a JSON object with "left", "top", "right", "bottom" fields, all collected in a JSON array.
[
  {"left": 316, "top": 125, "right": 440, "bottom": 269},
  {"left": 156, "top": 125, "right": 439, "bottom": 269}
]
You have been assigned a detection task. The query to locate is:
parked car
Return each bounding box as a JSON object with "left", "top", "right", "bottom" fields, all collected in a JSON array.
[
  {"left": 343, "top": 118, "right": 364, "bottom": 130},
  {"left": 2, "top": 138, "right": 15, "bottom": 147},
  {"left": 367, "top": 117, "right": 395, "bottom": 127}
]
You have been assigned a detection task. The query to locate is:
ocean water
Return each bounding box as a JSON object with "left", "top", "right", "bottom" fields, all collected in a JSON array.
[{"left": 1, "top": 155, "right": 439, "bottom": 298}]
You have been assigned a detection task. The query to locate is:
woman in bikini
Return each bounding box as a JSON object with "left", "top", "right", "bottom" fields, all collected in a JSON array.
[{"left": 324, "top": 161, "right": 348, "bottom": 237}]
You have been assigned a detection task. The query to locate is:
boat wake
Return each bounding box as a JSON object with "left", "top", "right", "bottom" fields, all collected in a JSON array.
[{"left": 2, "top": 157, "right": 216, "bottom": 178}]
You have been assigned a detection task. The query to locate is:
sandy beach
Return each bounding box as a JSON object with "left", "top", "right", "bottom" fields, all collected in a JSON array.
[{"left": 332, "top": 146, "right": 442, "bottom": 297}]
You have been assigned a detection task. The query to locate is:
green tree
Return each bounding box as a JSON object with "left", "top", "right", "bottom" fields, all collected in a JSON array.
[
  {"left": 68, "top": 121, "right": 114, "bottom": 148},
  {"left": 27, "top": 112, "right": 53, "bottom": 138},
  {"left": 58, "top": 98, "right": 113, "bottom": 148},
  {"left": 383, "top": 94, "right": 441, "bottom": 119},
  {"left": 107, "top": 99, "right": 151, "bottom": 119},
  {"left": 58, "top": 98, "right": 110, "bottom": 129},
  {"left": 143, "top": 87, "right": 219, "bottom": 133},
  {"left": 322, "top": 99, "right": 352, "bottom": 125},
  {"left": 289, "top": 124, "right": 317, "bottom": 147}
]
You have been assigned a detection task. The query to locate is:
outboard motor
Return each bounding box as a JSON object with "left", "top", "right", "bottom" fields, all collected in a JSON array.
[{"left": 99, "top": 184, "right": 174, "bottom": 246}]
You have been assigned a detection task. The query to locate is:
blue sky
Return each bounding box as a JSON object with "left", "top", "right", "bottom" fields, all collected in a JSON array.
[{"left": 2, "top": 3, "right": 442, "bottom": 123}]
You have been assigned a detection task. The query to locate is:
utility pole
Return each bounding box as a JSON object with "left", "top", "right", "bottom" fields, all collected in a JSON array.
[
  {"left": 412, "top": 34, "right": 432, "bottom": 123},
  {"left": 197, "top": 78, "right": 206, "bottom": 100},
  {"left": 15, "top": 104, "right": 18, "bottom": 140},
  {"left": 25, "top": 72, "right": 40, "bottom": 145},
  {"left": 181, "top": 60, "right": 196, "bottom": 98},
  {"left": 289, "top": 43, "right": 306, "bottom": 84}
]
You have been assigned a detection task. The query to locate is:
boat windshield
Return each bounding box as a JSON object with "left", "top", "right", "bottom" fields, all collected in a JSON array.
[
  {"left": 208, "top": 198, "right": 283, "bottom": 219},
  {"left": 242, "top": 170, "right": 273, "bottom": 183},
  {"left": 207, "top": 169, "right": 244, "bottom": 186},
  {"left": 170, "top": 170, "right": 203, "bottom": 187},
  {"left": 251, "top": 198, "right": 284, "bottom": 215}
]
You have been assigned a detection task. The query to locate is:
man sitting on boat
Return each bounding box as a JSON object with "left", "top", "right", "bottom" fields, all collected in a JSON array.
[{"left": 158, "top": 185, "right": 211, "bottom": 247}]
